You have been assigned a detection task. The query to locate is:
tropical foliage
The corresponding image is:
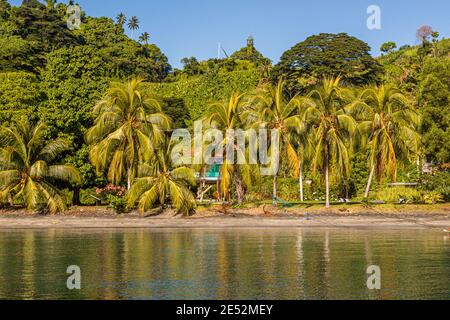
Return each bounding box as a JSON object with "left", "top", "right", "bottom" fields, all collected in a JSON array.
[
  {"left": 0, "top": 119, "right": 81, "bottom": 213},
  {"left": 348, "top": 84, "right": 421, "bottom": 199},
  {"left": 301, "top": 77, "right": 357, "bottom": 208},
  {"left": 0, "top": 1, "right": 447, "bottom": 214},
  {"left": 85, "top": 78, "right": 170, "bottom": 189},
  {"left": 127, "top": 141, "right": 197, "bottom": 215},
  {"left": 204, "top": 93, "right": 257, "bottom": 203},
  {"left": 246, "top": 78, "right": 304, "bottom": 205}
]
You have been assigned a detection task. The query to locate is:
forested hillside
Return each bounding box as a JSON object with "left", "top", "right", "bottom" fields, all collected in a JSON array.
[{"left": 0, "top": 0, "right": 448, "bottom": 211}]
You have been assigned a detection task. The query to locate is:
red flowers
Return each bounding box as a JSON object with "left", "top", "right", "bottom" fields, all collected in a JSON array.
[{"left": 96, "top": 184, "right": 126, "bottom": 197}]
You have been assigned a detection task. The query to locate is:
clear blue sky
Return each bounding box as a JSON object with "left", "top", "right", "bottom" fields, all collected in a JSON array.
[{"left": 10, "top": 0, "right": 450, "bottom": 68}]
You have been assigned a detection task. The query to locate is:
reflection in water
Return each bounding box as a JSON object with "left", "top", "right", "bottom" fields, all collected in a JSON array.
[{"left": 0, "top": 228, "right": 448, "bottom": 300}]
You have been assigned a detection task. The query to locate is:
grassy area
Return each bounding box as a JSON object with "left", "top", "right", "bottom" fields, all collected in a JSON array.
[{"left": 195, "top": 201, "right": 450, "bottom": 216}]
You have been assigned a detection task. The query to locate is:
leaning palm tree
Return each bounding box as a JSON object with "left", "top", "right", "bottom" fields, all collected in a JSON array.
[
  {"left": 205, "top": 93, "right": 258, "bottom": 203},
  {"left": 0, "top": 119, "right": 81, "bottom": 213},
  {"left": 85, "top": 77, "right": 170, "bottom": 190},
  {"left": 347, "top": 84, "right": 420, "bottom": 200},
  {"left": 127, "top": 140, "right": 196, "bottom": 216},
  {"left": 301, "top": 77, "right": 357, "bottom": 208},
  {"left": 139, "top": 32, "right": 150, "bottom": 45},
  {"left": 245, "top": 78, "right": 304, "bottom": 206},
  {"left": 116, "top": 13, "right": 127, "bottom": 26},
  {"left": 127, "top": 16, "right": 139, "bottom": 39}
]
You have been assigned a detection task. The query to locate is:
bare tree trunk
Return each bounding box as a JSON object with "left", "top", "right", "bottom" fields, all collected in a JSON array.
[
  {"left": 364, "top": 165, "right": 375, "bottom": 200},
  {"left": 273, "top": 173, "right": 278, "bottom": 207},
  {"left": 8, "top": 194, "right": 13, "bottom": 207},
  {"left": 299, "top": 160, "right": 304, "bottom": 202}
]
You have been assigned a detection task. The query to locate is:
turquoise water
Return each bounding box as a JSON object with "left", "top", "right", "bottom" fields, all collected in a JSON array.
[{"left": 0, "top": 228, "right": 448, "bottom": 300}]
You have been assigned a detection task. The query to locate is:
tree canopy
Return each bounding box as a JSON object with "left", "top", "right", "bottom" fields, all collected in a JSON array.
[{"left": 274, "top": 33, "right": 382, "bottom": 91}]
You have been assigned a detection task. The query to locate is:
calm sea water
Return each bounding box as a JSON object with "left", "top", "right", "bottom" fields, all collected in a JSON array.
[{"left": 0, "top": 228, "right": 448, "bottom": 300}]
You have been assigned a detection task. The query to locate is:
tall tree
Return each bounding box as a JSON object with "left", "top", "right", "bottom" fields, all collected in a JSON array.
[
  {"left": 246, "top": 78, "right": 304, "bottom": 206},
  {"left": 348, "top": 84, "right": 421, "bottom": 199},
  {"left": 274, "top": 33, "right": 381, "bottom": 91},
  {"left": 416, "top": 25, "right": 434, "bottom": 45},
  {"left": 116, "top": 12, "right": 126, "bottom": 26},
  {"left": 127, "top": 16, "right": 139, "bottom": 39},
  {"left": 301, "top": 77, "right": 356, "bottom": 208},
  {"left": 0, "top": 119, "right": 81, "bottom": 213},
  {"left": 85, "top": 78, "right": 170, "bottom": 190},
  {"left": 45, "top": 0, "right": 56, "bottom": 9},
  {"left": 205, "top": 93, "right": 257, "bottom": 203},
  {"left": 289, "top": 121, "right": 314, "bottom": 202},
  {"left": 139, "top": 32, "right": 150, "bottom": 45}
]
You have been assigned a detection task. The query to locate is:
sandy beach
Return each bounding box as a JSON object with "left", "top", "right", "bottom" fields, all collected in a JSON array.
[
  {"left": 0, "top": 204, "right": 449, "bottom": 229},
  {"left": 0, "top": 215, "right": 448, "bottom": 230}
]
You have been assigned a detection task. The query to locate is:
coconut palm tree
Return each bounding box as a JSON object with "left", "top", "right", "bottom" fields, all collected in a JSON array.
[
  {"left": 127, "top": 140, "right": 196, "bottom": 216},
  {"left": 289, "top": 124, "right": 314, "bottom": 201},
  {"left": 347, "top": 84, "right": 420, "bottom": 200},
  {"left": 85, "top": 77, "right": 170, "bottom": 190},
  {"left": 205, "top": 93, "right": 258, "bottom": 203},
  {"left": 139, "top": 32, "right": 150, "bottom": 45},
  {"left": 127, "top": 16, "right": 139, "bottom": 39},
  {"left": 45, "top": 0, "right": 56, "bottom": 9},
  {"left": 0, "top": 119, "right": 81, "bottom": 213},
  {"left": 301, "top": 77, "right": 357, "bottom": 208},
  {"left": 246, "top": 78, "right": 303, "bottom": 206},
  {"left": 116, "top": 13, "right": 127, "bottom": 26}
]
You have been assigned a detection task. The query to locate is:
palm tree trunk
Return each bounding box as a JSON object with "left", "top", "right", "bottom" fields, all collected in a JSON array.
[
  {"left": 8, "top": 194, "right": 13, "bottom": 207},
  {"left": 273, "top": 173, "right": 278, "bottom": 207},
  {"left": 235, "top": 171, "right": 244, "bottom": 204},
  {"left": 72, "top": 187, "right": 81, "bottom": 206},
  {"left": 299, "top": 160, "right": 304, "bottom": 202},
  {"left": 364, "top": 165, "right": 375, "bottom": 200},
  {"left": 127, "top": 169, "right": 132, "bottom": 191},
  {"left": 325, "top": 145, "right": 330, "bottom": 209}
]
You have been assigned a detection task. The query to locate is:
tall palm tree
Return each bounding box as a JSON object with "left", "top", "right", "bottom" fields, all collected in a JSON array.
[
  {"left": 116, "top": 13, "right": 127, "bottom": 26},
  {"left": 347, "top": 84, "right": 420, "bottom": 200},
  {"left": 127, "top": 16, "right": 139, "bottom": 39},
  {"left": 246, "top": 78, "right": 304, "bottom": 206},
  {"left": 289, "top": 124, "right": 314, "bottom": 201},
  {"left": 205, "top": 93, "right": 257, "bottom": 203},
  {"left": 301, "top": 77, "right": 357, "bottom": 208},
  {"left": 45, "top": 0, "right": 56, "bottom": 9},
  {"left": 139, "top": 32, "right": 150, "bottom": 45},
  {"left": 127, "top": 140, "right": 196, "bottom": 216},
  {"left": 86, "top": 77, "right": 170, "bottom": 190},
  {"left": 0, "top": 119, "right": 81, "bottom": 213}
]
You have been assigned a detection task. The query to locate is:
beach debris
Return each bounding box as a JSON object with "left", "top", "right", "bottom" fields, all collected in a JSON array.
[{"left": 262, "top": 205, "right": 273, "bottom": 217}]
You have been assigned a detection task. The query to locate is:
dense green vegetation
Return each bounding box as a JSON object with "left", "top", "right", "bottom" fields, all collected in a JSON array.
[{"left": 0, "top": 1, "right": 448, "bottom": 214}]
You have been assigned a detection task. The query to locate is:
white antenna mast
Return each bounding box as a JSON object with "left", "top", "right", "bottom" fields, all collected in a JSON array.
[{"left": 217, "top": 43, "right": 221, "bottom": 59}]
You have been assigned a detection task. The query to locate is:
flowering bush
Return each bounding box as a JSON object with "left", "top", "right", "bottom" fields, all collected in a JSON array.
[
  {"left": 96, "top": 184, "right": 126, "bottom": 197},
  {"left": 96, "top": 184, "right": 127, "bottom": 213}
]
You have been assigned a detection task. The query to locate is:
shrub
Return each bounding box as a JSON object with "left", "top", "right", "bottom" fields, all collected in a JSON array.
[
  {"left": 373, "top": 186, "right": 422, "bottom": 203},
  {"left": 96, "top": 184, "right": 127, "bottom": 213},
  {"left": 105, "top": 194, "right": 127, "bottom": 214},
  {"left": 423, "top": 192, "right": 444, "bottom": 204},
  {"left": 420, "top": 170, "right": 450, "bottom": 202}
]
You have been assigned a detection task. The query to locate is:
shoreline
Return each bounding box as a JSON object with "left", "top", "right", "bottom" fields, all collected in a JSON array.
[
  {"left": 0, "top": 204, "right": 449, "bottom": 230},
  {"left": 0, "top": 215, "right": 448, "bottom": 230}
]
